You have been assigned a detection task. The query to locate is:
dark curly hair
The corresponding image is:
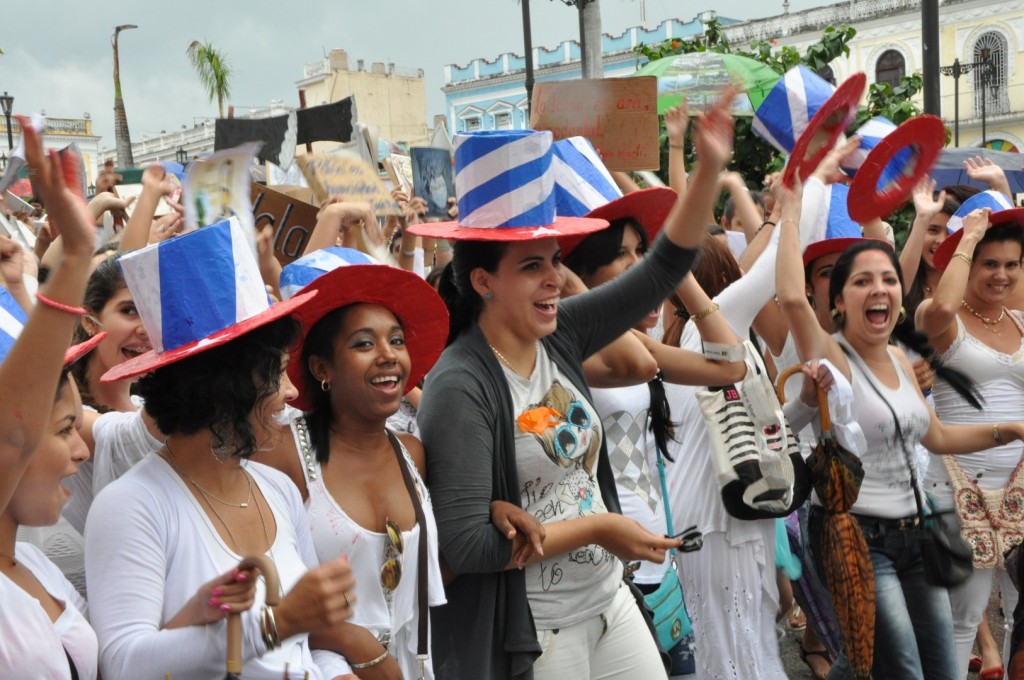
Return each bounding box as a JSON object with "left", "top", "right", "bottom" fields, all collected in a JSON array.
[
  {"left": 135, "top": 316, "right": 300, "bottom": 458},
  {"left": 70, "top": 257, "right": 128, "bottom": 412}
]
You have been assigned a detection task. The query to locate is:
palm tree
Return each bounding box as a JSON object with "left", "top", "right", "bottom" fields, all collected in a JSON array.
[
  {"left": 112, "top": 24, "right": 138, "bottom": 168},
  {"left": 187, "top": 40, "right": 232, "bottom": 118}
]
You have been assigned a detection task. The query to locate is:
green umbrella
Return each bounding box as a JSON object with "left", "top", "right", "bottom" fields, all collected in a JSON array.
[{"left": 634, "top": 52, "right": 781, "bottom": 116}]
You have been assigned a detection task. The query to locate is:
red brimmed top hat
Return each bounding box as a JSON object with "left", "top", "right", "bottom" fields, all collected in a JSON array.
[
  {"left": 406, "top": 129, "right": 609, "bottom": 241},
  {"left": 841, "top": 115, "right": 946, "bottom": 223},
  {"left": 548, "top": 136, "right": 677, "bottom": 257},
  {"left": 933, "top": 190, "right": 1024, "bottom": 271},
  {"left": 100, "top": 217, "right": 318, "bottom": 383},
  {"left": 751, "top": 65, "right": 866, "bottom": 187},
  {"left": 0, "top": 285, "right": 107, "bottom": 367},
  {"left": 279, "top": 247, "right": 449, "bottom": 412}
]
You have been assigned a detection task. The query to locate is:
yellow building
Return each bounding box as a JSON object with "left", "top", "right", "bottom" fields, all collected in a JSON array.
[
  {"left": 726, "top": 0, "right": 1024, "bottom": 151},
  {"left": 1, "top": 114, "right": 103, "bottom": 187},
  {"left": 296, "top": 49, "right": 430, "bottom": 152}
]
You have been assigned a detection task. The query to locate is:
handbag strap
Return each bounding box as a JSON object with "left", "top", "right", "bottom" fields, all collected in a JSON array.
[
  {"left": 386, "top": 430, "right": 429, "bottom": 666},
  {"left": 839, "top": 342, "right": 929, "bottom": 522},
  {"left": 654, "top": 436, "right": 676, "bottom": 559}
]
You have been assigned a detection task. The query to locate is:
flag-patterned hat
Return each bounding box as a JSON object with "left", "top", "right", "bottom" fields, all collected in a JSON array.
[
  {"left": 845, "top": 115, "right": 946, "bottom": 223},
  {"left": 101, "top": 217, "right": 318, "bottom": 383},
  {"left": 406, "top": 130, "right": 608, "bottom": 241},
  {"left": 280, "top": 247, "right": 448, "bottom": 411},
  {"left": 802, "top": 184, "right": 866, "bottom": 267},
  {"left": 550, "top": 137, "right": 677, "bottom": 258},
  {"left": 752, "top": 66, "right": 866, "bottom": 186},
  {"left": 933, "top": 190, "right": 1024, "bottom": 270}
]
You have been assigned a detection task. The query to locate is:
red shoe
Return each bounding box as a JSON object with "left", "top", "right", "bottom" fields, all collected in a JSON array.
[
  {"left": 980, "top": 666, "right": 1005, "bottom": 680},
  {"left": 970, "top": 655, "right": 983, "bottom": 673}
]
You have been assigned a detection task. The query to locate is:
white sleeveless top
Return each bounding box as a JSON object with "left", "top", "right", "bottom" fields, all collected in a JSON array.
[
  {"left": 291, "top": 422, "right": 445, "bottom": 679},
  {"left": 837, "top": 337, "right": 931, "bottom": 519},
  {"left": 925, "top": 312, "right": 1024, "bottom": 509}
]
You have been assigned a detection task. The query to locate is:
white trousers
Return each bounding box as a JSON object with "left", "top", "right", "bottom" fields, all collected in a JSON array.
[
  {"left": 532, "top": 582, "right": 667, "bottom": 680},
  {"left": 948, "top": 515, "right": 1019, "bottom": 678}
]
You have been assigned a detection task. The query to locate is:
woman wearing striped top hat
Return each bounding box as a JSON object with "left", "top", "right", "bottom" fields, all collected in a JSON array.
[
  {"left": 83, "top": 217, "right": 360, "bottom": 679},
  {"left": 918, "top": 192, "right": 1024, "bottom": 679},
  {"left": 411, "top": 91, "right": 736, "bottom": 679}
]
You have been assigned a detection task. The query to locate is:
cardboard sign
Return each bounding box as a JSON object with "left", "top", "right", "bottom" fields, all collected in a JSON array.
[
  {"left": 250, "top": 183, "right": 321, "bottom": 266},
  {"left": 530, "top": 77, "right": 659, "bottom": 171},
  {"left": 295, "top": 155, "right": 401, "bottom": 216},
  {"left": 183, "top": 142, "right": 261, "bottom": 254},
  {"left": 411, "top": 147, "right": 454, "bottom": 218}
]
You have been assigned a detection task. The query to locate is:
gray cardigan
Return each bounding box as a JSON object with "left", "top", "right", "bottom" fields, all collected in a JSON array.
[{"left": 418, "top": 235, "right": 699, "bottom": 680}]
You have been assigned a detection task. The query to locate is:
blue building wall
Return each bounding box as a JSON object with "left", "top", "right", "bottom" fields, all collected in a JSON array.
[{"left": 443, "top": 15, "right": 739, "bottom": 133}]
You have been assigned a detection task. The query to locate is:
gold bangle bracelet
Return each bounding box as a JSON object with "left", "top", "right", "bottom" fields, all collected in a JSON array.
[
  {"left": 351, "top": 649, "right": 390, "bottom": 669},
  {"left": 951, "top": 251, "right": 974, "bottom": 267},
  {"left": 692, "top": 302, "right": 720, "bottom": 322}
]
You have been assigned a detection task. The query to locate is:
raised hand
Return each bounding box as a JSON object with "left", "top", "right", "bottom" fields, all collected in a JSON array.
[
  {"left": 692, "top": 87, "right": 736, "bottom": 170},
  {"left": 964, "top": 156, "right": 1010, "bottom": 195},
  {"left": 811, "top": 135, "right": 860, "bottom": 186},
  {"left": 664, "top": 100, "right": 689, "bottom": 145},
  {"left": 960, "top": 207, "right": 991, "bottom": 244},
  {"left": 165, "top": 566, "right": 258, "bottom": 629},
  {"left": 911, "top": 176, "right": 946, "bottom": 219}
]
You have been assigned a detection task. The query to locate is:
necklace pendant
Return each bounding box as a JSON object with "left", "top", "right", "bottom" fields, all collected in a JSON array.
[{"left": 239, "top": 502, "right": 249, "bottom": 508}]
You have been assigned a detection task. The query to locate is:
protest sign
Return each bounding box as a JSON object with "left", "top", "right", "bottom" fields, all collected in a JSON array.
[
  {"left": 411, "top": 147, "right": 453, "bottom": 218},
  {"left": 386, "top": 154, "right": 414, "bottom": 193},
  {"left": 530, "top": 77, "right": 659, "bottom": 171},
  {"left": 216, "top": 111, "right": 297, "bottom": 167},
  {"left": 182, "top": 142, "right": 260, "bottom": 251},
  {"left": 295, "top": 154, "right": 401, "bottom": 216},
  {"left": 250, "top": 183, "right": 321, "bottom": 266},
  {"left": 115, "top": 181, "right": 179, "bottom": 218}
]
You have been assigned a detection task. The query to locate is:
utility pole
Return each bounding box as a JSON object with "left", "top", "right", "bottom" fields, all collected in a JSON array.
[
  {"left": 921, "top": 0, "right": 940, "bottom": 115},
  {"left": 112, "top": 24, "right": 138, "bottom": 168}
]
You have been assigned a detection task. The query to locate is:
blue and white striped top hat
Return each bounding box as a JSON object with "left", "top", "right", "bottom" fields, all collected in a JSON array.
[
  {"left": 752, "top": 66, "right": 866, "bottom": 185},
  {"left": 279, "top": 247, "right": 378, "bottom": 301},
  {"left": 550, "top": 136, "right": 678, "bottom": 257},
  {"left": 933, "top": 190, "right": 1024, "bottom": 270},
  {"left": 406, "top": 130, "right": 608, "bottom": 241},
  {"left": 802, "top": 184, "right": 867, "bottom": 266},
  {"left": 101, "top": 216, "right": 318, "bottom": 383},
  {"left": 845, "top": 114, "right": 946, "bottom": 223}
]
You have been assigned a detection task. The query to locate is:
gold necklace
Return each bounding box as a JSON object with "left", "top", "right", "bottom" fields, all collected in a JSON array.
[
  {"left": 489, "top": 342, "right": 536, "bottom": 377},
  {"left": 162, "top": 444, "right": 271, "bottom": 555},
  {"left": 961, "top": 300, "right": 1007, "bottom": 334},
  {"left": 165, "top": 441, "right": 251, "bottom": 508}
]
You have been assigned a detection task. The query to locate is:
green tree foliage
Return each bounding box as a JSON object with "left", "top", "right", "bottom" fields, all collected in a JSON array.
[{"left": 187, "top": 40, "right": 232, "bottom": 119}]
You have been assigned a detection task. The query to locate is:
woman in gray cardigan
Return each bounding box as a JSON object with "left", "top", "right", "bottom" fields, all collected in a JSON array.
[{"left": 411, "top": 93, "right": 735, "bottom": 680}]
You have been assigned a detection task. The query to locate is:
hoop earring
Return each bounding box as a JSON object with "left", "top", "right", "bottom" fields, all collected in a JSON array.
[
  {"left": 320, "top": 379, "right": 331, "bottom": 392},
  {"left": 830, "top": 308, "right": 845, "bottom": 324},
  {"left": 897, "top": 306, "right": 907, "bottom": 325}
]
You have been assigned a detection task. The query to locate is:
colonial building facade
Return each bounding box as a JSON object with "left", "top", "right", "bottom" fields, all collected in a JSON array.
[{"left": 442, "top": 0, "right": 1024, "bottom": 151}]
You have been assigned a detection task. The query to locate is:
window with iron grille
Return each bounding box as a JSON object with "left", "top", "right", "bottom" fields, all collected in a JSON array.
[{"left": 974, "top": 32, "right": 1009, "bottom": 117}]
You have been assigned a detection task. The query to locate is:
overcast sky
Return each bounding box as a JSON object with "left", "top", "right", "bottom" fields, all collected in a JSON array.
[{"left": 2, "top": 0, "right": 827, "bottom": 150}]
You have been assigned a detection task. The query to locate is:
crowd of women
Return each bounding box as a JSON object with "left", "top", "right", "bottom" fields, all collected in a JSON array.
[{"left": 3, "top": 76, "right": 1024, "bottom": 680}]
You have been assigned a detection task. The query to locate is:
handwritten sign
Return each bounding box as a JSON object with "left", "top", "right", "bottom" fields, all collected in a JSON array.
[
  {"left": 250, "top": 183, "right": 321, "bottom": 266},
  {"left": 295, "top": 155, "right": 401, "bottom": 216},
  {"left": 530, "top": 77, "right": 659, "bottom": 171}
]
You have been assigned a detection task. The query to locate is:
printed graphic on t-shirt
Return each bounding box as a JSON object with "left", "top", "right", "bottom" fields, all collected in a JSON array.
[{"left": 515, "top": 381, "right": 600, "bottom": 476}]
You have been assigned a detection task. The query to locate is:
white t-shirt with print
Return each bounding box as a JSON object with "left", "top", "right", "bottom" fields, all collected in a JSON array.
[{"left": 502, "top": 343, "right": 621, "bottom": 629}]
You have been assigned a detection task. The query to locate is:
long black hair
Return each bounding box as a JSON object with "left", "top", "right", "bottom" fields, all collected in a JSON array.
[
  {"left": 301, "top": 304, "right": 357, "bottom": 464},
  {"left": 829, "top": 240, "right": 982, "bottom": 409},
  {"left": 437, "top": 239, "right": 508, "bottom": 344},
  {"left": 70, "top": 257, "right": 127, "bottom": 412},
  {"left": 136, "top": 317, "right": 300, "bottom": 459},
  {"left": 561, "top": 219, "right": 676, "bottom": 458}
]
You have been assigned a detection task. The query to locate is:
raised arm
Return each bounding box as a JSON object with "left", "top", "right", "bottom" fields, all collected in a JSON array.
[
  {"left": 900, "top": 177, "right": 946, "bottom": 287},
  {"left": 965, "top": 156, "right": 1013, "bottom": 199},
  {"left": 917, "top": 207, "right": 990, "bottom": 346},
  {"left": 0, "top": 119, "right": 95, "bottom": 513},
  {"left": 120, "top": 164, "right": 176, "bottom": 253},
  {"left": 664, "top": 102, "right": 689, "bottom": 198}
]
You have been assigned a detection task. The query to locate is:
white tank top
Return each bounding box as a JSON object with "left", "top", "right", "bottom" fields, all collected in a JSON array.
[
  {"left": 291, "top": 422, "right": 445, "bottom": 679},
  {"left": 925, "top": 312, "right": 1024, "bottom": 509},
  {"left": 838, "top": 336, "right": 931, "bottom": 519}
]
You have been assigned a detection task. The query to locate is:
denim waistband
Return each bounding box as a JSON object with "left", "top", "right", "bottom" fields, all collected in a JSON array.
[{"left": 850, "top": 512, "right": 920, "bottom": 531}]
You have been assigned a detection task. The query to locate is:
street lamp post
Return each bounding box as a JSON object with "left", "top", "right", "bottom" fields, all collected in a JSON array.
[
  {"left": 939, "top": 48, "right": 995, "bottom": 147},
  {"left": 0, "top": 92, "right": 14, "bottom": 152},
  {"left": 176, "top": 146, "right": 187, "bottom": 164}
]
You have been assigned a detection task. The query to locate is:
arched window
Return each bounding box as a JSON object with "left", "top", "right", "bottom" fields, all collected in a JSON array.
[
  {"left": 974, "top": 32, "right": 1009, "bottom": 116},
  {"left": 817, "top": 64, "right": 836, "bottom": 86},
  {"left": 875, "top": 49, "right": 905, "bottom": 89}
]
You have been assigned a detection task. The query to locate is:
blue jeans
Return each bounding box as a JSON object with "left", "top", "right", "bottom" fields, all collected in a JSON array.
[{"left": 809, "top": 508, "right": 958, "bottom": 680}]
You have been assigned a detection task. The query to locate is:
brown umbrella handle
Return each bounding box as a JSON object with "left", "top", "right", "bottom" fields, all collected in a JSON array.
[
  {"left": 227, "top": 554, "right": 282, "bottom": 675},
  {"left": 776, "top": 363, "right": 832, "bottom": 432}
]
